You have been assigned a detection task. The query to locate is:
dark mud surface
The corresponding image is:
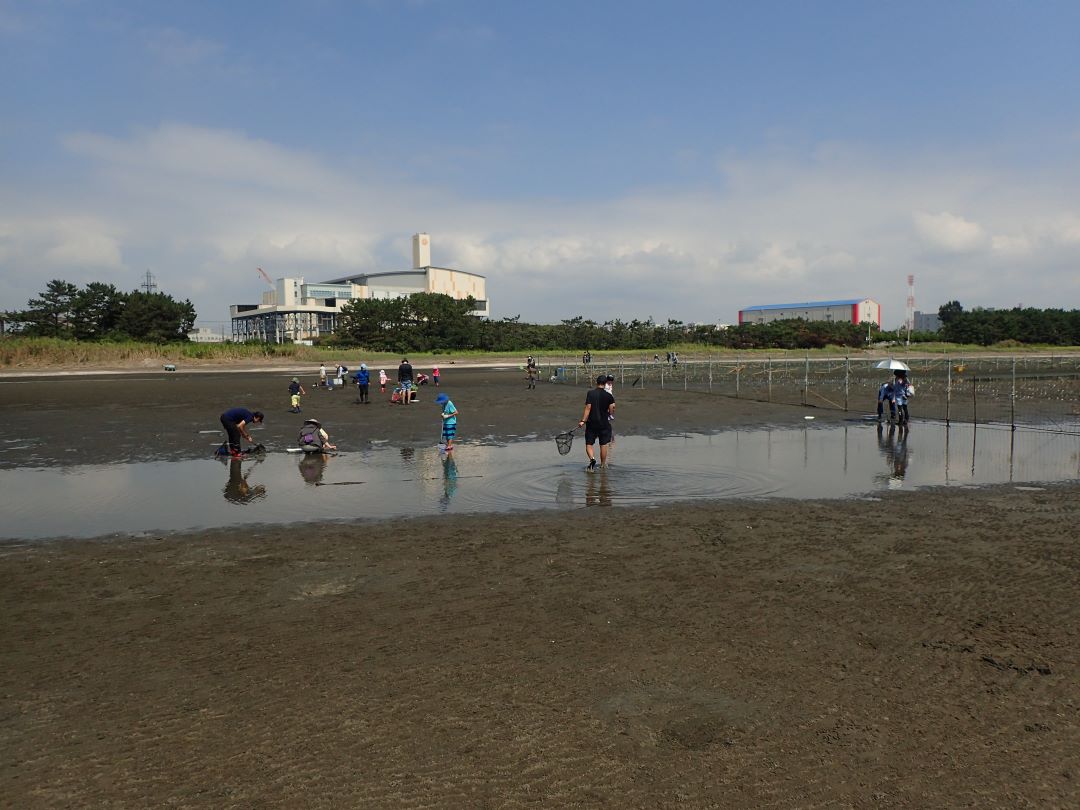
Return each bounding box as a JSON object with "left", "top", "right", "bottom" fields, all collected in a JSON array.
[
  {"left": 1, "top": 367, "right": 1078, "bottom": 807},
  {"left": 0, "top": 366, "right": 851, "bottom": 467}
]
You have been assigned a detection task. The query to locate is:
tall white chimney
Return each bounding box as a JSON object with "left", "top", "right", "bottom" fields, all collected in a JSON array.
[{"left": 412, "top": 233, "right": 431, "bottom": 269}]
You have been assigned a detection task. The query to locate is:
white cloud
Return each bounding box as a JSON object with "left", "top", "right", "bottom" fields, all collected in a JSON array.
[
  {"left": 990, "top": 233, "right": 1031, "bottom": 255},
  {"left": 3, "top": 125, "right": 1080, "bottom": 328},
  {"left": 0, "top": 217, "right": 124, "bottom": 274},
  {"left": 63, "top": 124, "right": 342, "bottom": 193},
  {"left": 913, "top": 211, "right": 986, "bottom": 253}
]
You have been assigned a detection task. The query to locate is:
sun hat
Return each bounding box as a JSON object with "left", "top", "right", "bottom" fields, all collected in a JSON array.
[
  {"left": 303, "top": 418, "right": 321, "bottom": 427},
  {"left": 291, "top": 377, "right": 299, "bottom": 383},
  {"left": 605, "top": 374, "right": 614, "bottom": 382},
  {"left": 435, "top": 393, "right": 449, "bottom": 404}
]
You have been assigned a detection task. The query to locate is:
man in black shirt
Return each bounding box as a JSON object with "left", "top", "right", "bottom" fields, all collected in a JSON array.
[
  {"left": 397, "top": 358, "right": 414, "bottom": 405},
  {"left": 578, "top": 374, "right": 616, "bottom": 471}
]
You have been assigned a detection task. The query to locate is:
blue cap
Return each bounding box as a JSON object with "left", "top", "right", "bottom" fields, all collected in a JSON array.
[{"left": 435, "top": 393, "right": 449, "bottom": 404}]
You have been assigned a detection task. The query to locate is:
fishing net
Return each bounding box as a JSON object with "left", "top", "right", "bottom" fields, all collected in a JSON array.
[{"left": 555, "top": 429, "right": 575, "bottom": 456}]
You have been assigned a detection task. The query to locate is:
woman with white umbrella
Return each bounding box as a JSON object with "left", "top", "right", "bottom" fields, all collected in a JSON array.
[
  {"left": 893, "top": 370, "right": 914, "bottom": 424},
  {"left": 874, "top": 359, "right": 912, "bottom": 423}
]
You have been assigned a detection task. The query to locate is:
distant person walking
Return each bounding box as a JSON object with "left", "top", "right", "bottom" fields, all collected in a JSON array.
[
  {"left": 220, "top": 407, "right": 264, "bottom": 458},
  {"left": 436, "top": 393, "right": 458, "bottom": 452},
  {"left": 354, "top": 364, "right": 370, "bottom": 404},
  {"left": 578, "top": 374, "right": 615, "bottom": 471},
  {"left": 319, "top": 363, "right": 327, "bottom": 387},
  {"left": 397, "top": 358, "right": 414, "bottom": 405},
  {"left": 432, "top": 366, "right": 440, "bottom": 387},
  {"left": 288, "top": 377, "right": 306, "bottom": 414},
  {"left": 379, "top": 369, "right": 388, "bottom": 394},
  {"left": 526, "top": 355, "right": 539, "bottom": 389}
]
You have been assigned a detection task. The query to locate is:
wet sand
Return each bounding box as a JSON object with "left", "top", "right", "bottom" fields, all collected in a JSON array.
[
  {"left": 0, "top": 365, "right": 851, "bottom": 467},
  {"left": 2, "top": 368, "right": 1078, "bottom": 807}
]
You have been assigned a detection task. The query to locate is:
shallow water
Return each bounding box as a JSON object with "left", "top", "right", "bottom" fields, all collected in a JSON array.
[{"left": 1, "top": 421, "right": 1077, "bottom": 541}]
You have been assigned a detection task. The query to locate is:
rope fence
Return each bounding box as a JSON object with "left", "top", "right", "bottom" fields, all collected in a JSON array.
[{"left": 542, "top": 354, "right": 1080, "bottom": 434}]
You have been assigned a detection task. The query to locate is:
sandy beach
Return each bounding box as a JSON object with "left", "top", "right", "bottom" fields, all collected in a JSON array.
[{"left": 2, "top": 367, "right": 1078, "bottom": 807}]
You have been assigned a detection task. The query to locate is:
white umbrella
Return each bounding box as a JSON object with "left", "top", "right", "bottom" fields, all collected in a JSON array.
[{"left": 875, "top": 359, "right": 910, "bottom": 371}]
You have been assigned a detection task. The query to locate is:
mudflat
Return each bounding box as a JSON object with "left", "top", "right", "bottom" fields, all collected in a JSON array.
[{"left": 1, "top": 367, "right": 1078, "bottom": 807}]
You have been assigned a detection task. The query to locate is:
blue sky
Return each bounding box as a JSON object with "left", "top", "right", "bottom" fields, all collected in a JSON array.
[{"left": 3, "top": 0, "right": 1079, "bottom": 330}]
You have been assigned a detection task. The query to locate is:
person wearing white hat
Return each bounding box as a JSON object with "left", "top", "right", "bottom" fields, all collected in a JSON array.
[{"left": 297, "top": 418, "right": 336, "bottom": 453}]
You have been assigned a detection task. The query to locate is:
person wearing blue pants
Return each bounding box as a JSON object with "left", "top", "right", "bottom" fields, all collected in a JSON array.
[
  {"left": 436, "top": 393, "right": 458, "bottom": 452},
  {"left": 876, "top": 380, "right": 896, "bottom": 422},
  {"left": 354, "top": 364, "right": 371, "bottom": 404}
]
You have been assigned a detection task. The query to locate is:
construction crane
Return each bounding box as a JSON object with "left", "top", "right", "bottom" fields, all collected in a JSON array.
[{"left": 257, "top": 267, "right": 274, "bottom": 287}]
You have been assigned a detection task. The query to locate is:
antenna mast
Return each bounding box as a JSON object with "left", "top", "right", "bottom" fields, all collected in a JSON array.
[{"left": 905, "top": 274, "right": 915, "bottom": 347}]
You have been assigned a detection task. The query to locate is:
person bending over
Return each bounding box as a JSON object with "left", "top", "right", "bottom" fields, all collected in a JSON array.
[
  {"left": 298, "top": 418, "right": 336, "bottom": 453},
  {"left": 220, "top": 407, "right": 264, "bottom": 458}
]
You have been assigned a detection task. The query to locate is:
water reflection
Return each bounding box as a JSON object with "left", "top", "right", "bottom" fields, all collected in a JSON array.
[
  {"left": 221, "top": 457, "right": 267, "bottom": 504},
  {"left": 3, "top": 423, "right": 1078, "bottom": 540},
  {"left": 876, "top": 422, "right": 910, "bottom": 488},
  {"left": 585, "top": 469, "right": 612, "bottom": 506},
  {"left": 440, "top": 454, "right": 459, "bottom": 510},
  {"left": 555, "top": 478, "right": 574, "bottom": 506},
  {"left": 298, "top": 453, "right": 329, "bottom": 486}
]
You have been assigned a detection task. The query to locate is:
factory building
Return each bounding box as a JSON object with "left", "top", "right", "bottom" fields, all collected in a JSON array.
[
  {"left": 230, "top": 234, "right": 487, "bottom": 343},
  {"left": 738, "top": 298, "right": 881, "bottom": 327},
  {"left": 913, "top": 310, "right": 941, "bottom": 332}
]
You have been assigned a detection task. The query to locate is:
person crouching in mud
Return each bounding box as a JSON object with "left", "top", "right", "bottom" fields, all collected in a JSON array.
[
  {"left": 220, "top": 407, "right": 264, "bottom": 458},
  {"left": 298, "top": 418, "right": 336, "bottom": 453}
]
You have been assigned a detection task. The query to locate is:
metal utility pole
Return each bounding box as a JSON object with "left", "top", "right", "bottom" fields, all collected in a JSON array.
[
  {"left": 905, "top": 273, "right": 915, "bottom": 347},
  {"left": 141, "top": 270, "right": 158, "bottom": 294}
]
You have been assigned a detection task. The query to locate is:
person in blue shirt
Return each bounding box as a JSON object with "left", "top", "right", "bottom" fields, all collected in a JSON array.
[
  {"left": 893, "top": 371, "right": 914, "bottom": 424},
  {"left": 354, "top": 363, "right": 371, "bottom": 404},
  {"left": 219, "top": 407, "right": 264, "bottom": 458},
  {"left": 876, "top": 380, "right": 895, "bottom": 422},
  {"left": 435, "top": 393, "right": 458, "bottom": 452}
]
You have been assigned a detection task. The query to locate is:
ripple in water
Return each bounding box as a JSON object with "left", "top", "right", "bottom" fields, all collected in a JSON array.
[{"left": 0, "top": 424, "right": 1077, "bottom": 540}]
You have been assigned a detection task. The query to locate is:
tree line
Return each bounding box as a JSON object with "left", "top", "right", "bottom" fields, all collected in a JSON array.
[
  {"left": 331, "top": 293, "right": 879, "bottom": 352},
  {"left": 333, "top": 294, "right": 1080, "bottom": 352},
  {"left": 6, "top": 282, "right": 1077, "bottom": 350},
  {"left": 2, "top": 280, "right": 196, "bottom": 343},
  {"left": 937, "top": 301, "right": 1080, "bottom": 346}
]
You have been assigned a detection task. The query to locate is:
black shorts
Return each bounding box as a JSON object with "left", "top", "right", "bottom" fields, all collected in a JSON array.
[{"left": 584, "top": 425, "right": 612, "bottom": 446}]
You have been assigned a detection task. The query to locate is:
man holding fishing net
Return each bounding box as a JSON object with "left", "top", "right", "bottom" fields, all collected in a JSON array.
[{"left": 576, "top": 374, "right": 616, "bottom": 471}]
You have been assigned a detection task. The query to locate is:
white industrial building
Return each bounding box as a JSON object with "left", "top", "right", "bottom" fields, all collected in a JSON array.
[
  {"left": 186, "top": 326, "right": 227, "bottom": 343},
  {"left": 230, "top": 234, "right": 488, "bottom": 343},
  {"left": 738, "top": 298, "right": 881, "bottom": 327}
]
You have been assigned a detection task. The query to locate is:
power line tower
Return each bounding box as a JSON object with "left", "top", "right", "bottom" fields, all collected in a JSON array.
[
  {"left": 905, "top": 274, "right": 915, "bottom": 346},
  {"left": 141, "top": 270, "right": 158, "bottom": 295}
]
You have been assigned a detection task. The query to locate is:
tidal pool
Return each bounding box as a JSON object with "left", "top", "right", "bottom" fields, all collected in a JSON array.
[{"left": 1, "top": 421, "right": 1077, "bottom": 541}]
